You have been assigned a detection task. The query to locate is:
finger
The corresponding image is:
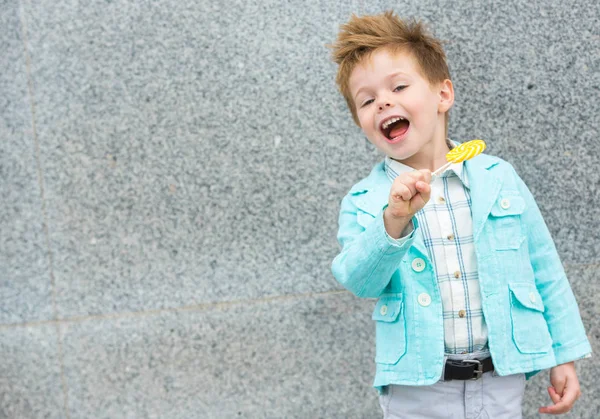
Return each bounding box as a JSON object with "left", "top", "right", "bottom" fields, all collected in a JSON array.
[
  {"left": 538, "top": 387, "right": 559, "bottom": 414},
  {"left": 406, "top": 170, "right": 425, "bottom": 180},
  {"left": 392, "top": 184, "right": 412, "bottom": 201},
  {"left": 406, "top": 170, "right": 430, "bottom": 186},
  {"left": 539, "top": 386, "right": 579, "bottom": 415},
  {"left": 418, "top": 169, "right": 432, "bottom": 184},
  {"left": 394, "top": 177, "right": 417, "bottom": 197},
  {"left": 411, "top": 182, "right": 431, "bottom": 209},
  {"left": 415, "top": 181, "right": 431, "bottom": 203},
  {"left": 539, "top": 402, "right": 571, "bottom": 415},
  {"left": 539, "top": 394, "right": 576, "bottom": 415},
  {"left": 548, "top": 387, "right": 561, "bottom": 404}
]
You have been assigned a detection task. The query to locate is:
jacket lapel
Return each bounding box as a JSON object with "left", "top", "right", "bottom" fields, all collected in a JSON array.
[{"left": 465, "top": 154, "right": 503, "bottom": 242}]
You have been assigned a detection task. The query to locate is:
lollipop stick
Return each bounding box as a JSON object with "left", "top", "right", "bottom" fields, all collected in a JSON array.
[
  {"left": 431, "top": 161, "right": 452, "bottom": 181},
  {"left": 430, "top": 139, "right": 486, "bottom": 182}
]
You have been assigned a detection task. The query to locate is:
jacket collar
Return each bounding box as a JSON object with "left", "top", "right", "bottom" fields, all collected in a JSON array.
[{"left": 464, "top": 153, "right": 503, "bottom": 242}]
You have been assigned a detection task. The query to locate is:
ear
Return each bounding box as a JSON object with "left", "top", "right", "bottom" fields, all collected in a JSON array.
[{"left": 437, "top": 79, "right": 454, "bottom": 113}]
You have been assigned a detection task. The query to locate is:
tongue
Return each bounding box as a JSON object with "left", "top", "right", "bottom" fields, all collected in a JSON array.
[{"left": 389, "top": 120, "right": 409, "bottom": 138}]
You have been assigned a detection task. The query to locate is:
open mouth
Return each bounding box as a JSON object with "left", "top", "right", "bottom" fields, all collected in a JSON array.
[{"left": 380, "top": 116, "right": 410, "bottom": 142}]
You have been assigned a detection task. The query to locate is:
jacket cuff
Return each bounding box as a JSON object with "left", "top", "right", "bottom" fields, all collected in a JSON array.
[
  {"left": 365, "top": 208, "right": 415, "bottom": 254},
  {"left": 385, "top": 217, "right": 416, "bottom": 247},
  {"left": 553, "top": 340, "right": 593, "bottom": 366}
]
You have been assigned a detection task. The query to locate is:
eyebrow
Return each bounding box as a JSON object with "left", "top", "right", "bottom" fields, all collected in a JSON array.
[{"left": 353, "top": 71, "right": 410, "bottom": 102}]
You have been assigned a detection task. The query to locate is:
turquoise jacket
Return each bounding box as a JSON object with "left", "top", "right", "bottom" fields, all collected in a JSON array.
[{"left": 331, "top": 153, "right": 591, "bottom": 391}]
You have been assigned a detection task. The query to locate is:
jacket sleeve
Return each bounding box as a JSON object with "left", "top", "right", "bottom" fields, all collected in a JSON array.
[
  {"left": 331, "top": 192, "right": 416, "bottom": 298},
  {"left": 513, "top": 169, "right": 592, "bottom": 364}
]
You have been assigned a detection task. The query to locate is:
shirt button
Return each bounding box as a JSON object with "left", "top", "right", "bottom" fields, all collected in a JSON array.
[
  {"left": 454, "top": 271, "right": 461, "bottom": 279},
  {"left": 380, "top": 305, "right": 388, "bottom": 316},
  {"left": 438, "top": 196, "right": 446, "bottom": 203},
  {"left": 501, "top": 198, "right": 511, "bottom": 209},
  {"left": 447, "top": 234, "right": 455, "bottom": 241},
  {"left": 418, "top": 293, "right": 431, "bottom": 307},
  {"left": 411, "top": 258, "right": 426, "bottom": 272},
  {"left": 458, "top": 309, "right": 466, "bottom": 318},
  {"left": 529, "top": 292, "right": 537, "bottom": 303}
]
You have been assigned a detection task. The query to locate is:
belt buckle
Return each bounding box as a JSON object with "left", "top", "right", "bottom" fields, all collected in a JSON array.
[{"left": 462, "top": 359, "right": 483, "bottom": 380}]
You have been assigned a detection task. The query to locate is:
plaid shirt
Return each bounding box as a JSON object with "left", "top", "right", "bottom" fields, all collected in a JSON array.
[{"left": 384, "top": 143, "right": 488, "bottom": 355}]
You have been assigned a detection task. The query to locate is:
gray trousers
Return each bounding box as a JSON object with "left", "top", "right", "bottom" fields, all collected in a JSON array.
[{"left": 378, "top": 351, "right": 526, "bottom": 419}]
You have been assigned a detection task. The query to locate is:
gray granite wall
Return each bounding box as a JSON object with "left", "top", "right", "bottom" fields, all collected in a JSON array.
[{"left": 1, "top": 0, "right": 598, "bottom": 417}]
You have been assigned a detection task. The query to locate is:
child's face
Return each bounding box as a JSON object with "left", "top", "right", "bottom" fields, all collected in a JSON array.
[{"left": 349, "top": 48, "right": 453, "bottom": 165}]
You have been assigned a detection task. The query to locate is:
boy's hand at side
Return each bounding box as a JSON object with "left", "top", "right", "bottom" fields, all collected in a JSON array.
[
  {"left": 384, "top": 170, "right": 431, "bottom": 239},
  {"left": 539, "top": 362, "right": 582, "bottom": 415}
]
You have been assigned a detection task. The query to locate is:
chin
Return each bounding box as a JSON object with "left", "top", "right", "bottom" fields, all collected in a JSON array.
[{"left": 384, "top": 142, "right": 414, "bottom": 159}]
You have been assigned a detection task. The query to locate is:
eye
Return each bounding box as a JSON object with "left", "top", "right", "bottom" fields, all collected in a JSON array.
[
  {"left": 394, "top": 85, "right": 407, "bottom": 92},
  {"left": 361, "top": 99, "right": 374, "bottom": 108}
]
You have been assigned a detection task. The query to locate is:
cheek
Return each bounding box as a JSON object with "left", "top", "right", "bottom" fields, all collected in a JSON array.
[
  {"left": 410, "top": 97, "right": 438, "bottom": 121},
  {"left": 357, "top": 111, "right": 373, "bottom": 130}
]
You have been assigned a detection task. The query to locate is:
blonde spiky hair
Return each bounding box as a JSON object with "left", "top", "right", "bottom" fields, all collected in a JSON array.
[{"left": 329, "top": 11, "right": 451, "bottom": 128}]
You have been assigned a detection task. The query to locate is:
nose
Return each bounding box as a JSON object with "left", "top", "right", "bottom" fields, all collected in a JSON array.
[{"left": 377, "top": 96, "right": 393, "bottom": 111}]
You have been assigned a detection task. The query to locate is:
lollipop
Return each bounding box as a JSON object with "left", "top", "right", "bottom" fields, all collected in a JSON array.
[
  {"left": 446, "top": 139, "right": 486, "bottom": 163},
  {"left": 431, "top": 139, "right": 486, "bottom": 180}
]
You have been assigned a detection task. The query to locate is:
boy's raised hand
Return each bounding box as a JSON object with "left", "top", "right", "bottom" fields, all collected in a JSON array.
[
  {"left": 384, "top": 169, "right": 431, "bottom": 239},
  {"left": 539, "top": 362, "right": 582, "bottom": 415}
]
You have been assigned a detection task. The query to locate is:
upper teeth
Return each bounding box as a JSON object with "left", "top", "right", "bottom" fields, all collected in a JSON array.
[{"left": 382, "top": 117, "right": 405, "bottom": 130}]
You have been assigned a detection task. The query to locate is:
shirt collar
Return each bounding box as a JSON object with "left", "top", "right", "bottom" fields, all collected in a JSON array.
[{"left": 384, "top": 139, "right": 470, "bottom": 188}]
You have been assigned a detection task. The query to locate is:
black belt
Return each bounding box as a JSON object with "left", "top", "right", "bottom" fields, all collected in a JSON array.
[{"left": 444, "top": 357, "right": 494, "bottom": 380}]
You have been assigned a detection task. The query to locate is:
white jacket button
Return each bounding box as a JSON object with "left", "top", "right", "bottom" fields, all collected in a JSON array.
[
  {"left": 418, "top": 293, "right": 431, "bottom": 307},
  {"left": 501, "top": 198, "right": 511, "bottom": 209},
  {"left": 412, "top": 258, "right": 426, "bottom": 272}
]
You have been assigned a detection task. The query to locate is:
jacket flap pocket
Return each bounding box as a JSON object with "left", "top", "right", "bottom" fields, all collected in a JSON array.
[
  {"left": 491, "top": 194, "right": 526, "bottom": 217},
  {"left": 349, "top": 184, "right": 388, "bottom": 217},
  {"left": 509, "top": 283, "right": 545, "bottom": 312},
  {"left": 372, "top": 294, "right": 403, "bottom": 322},
  {"left": 351, "top": 195, "right": 384, "bottom": 217},
  {"left": 349, "top": 186, "right": 368, "bottom": 195},
  {"left": 357, "top": 209, "right": 376, "bottom": 228}
]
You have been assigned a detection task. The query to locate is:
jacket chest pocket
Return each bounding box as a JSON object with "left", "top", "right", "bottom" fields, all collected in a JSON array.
[
  {"left": 372, "top": 294, "right": 406, "bottom": 364},
  {"left": 490, "top": 193, "right": 526, "bottom": 250},
  {"left": 357, "top": 209, "right": 376, "bottom": 229},
  {"left": 509, "top": 283, "right": 552, "bottom": 354}
]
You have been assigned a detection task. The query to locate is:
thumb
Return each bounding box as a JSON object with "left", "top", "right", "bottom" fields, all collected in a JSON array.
[{"left": 411, "top": 181, "right": 431, "bottom": 210}]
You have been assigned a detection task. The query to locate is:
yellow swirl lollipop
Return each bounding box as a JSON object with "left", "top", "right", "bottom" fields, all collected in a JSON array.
[
  {"left": 446, "top": 139, "right": 487, "bottom": 163},
  {"left": 432, "top": 139, "right": 487, "bottom": 179}
]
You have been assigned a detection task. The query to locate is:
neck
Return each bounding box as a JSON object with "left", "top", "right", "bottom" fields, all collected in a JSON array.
[{"left": 392, "top": 134, "right": 451, "bottom": 172}]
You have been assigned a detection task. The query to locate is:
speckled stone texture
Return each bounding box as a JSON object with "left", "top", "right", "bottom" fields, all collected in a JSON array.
[
  {"left": 0, "top": 324, "right": 66, "bottom": 419},
  {"left": 20, "top": 0, "right": 368, "bottom": 319},
  {"left": 60, "top": 293, "right": 378, "bottom": 419},
  {"left": 0, "top": 0, "right": 53, "bottom": 324},
  {"left": 2, "top": 0, "right": 598, "bottom": 417}
]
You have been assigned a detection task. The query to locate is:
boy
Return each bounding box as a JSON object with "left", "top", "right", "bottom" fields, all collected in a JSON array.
[{"left": 329, "top": 11, "right": 591, "bottom": 418}]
